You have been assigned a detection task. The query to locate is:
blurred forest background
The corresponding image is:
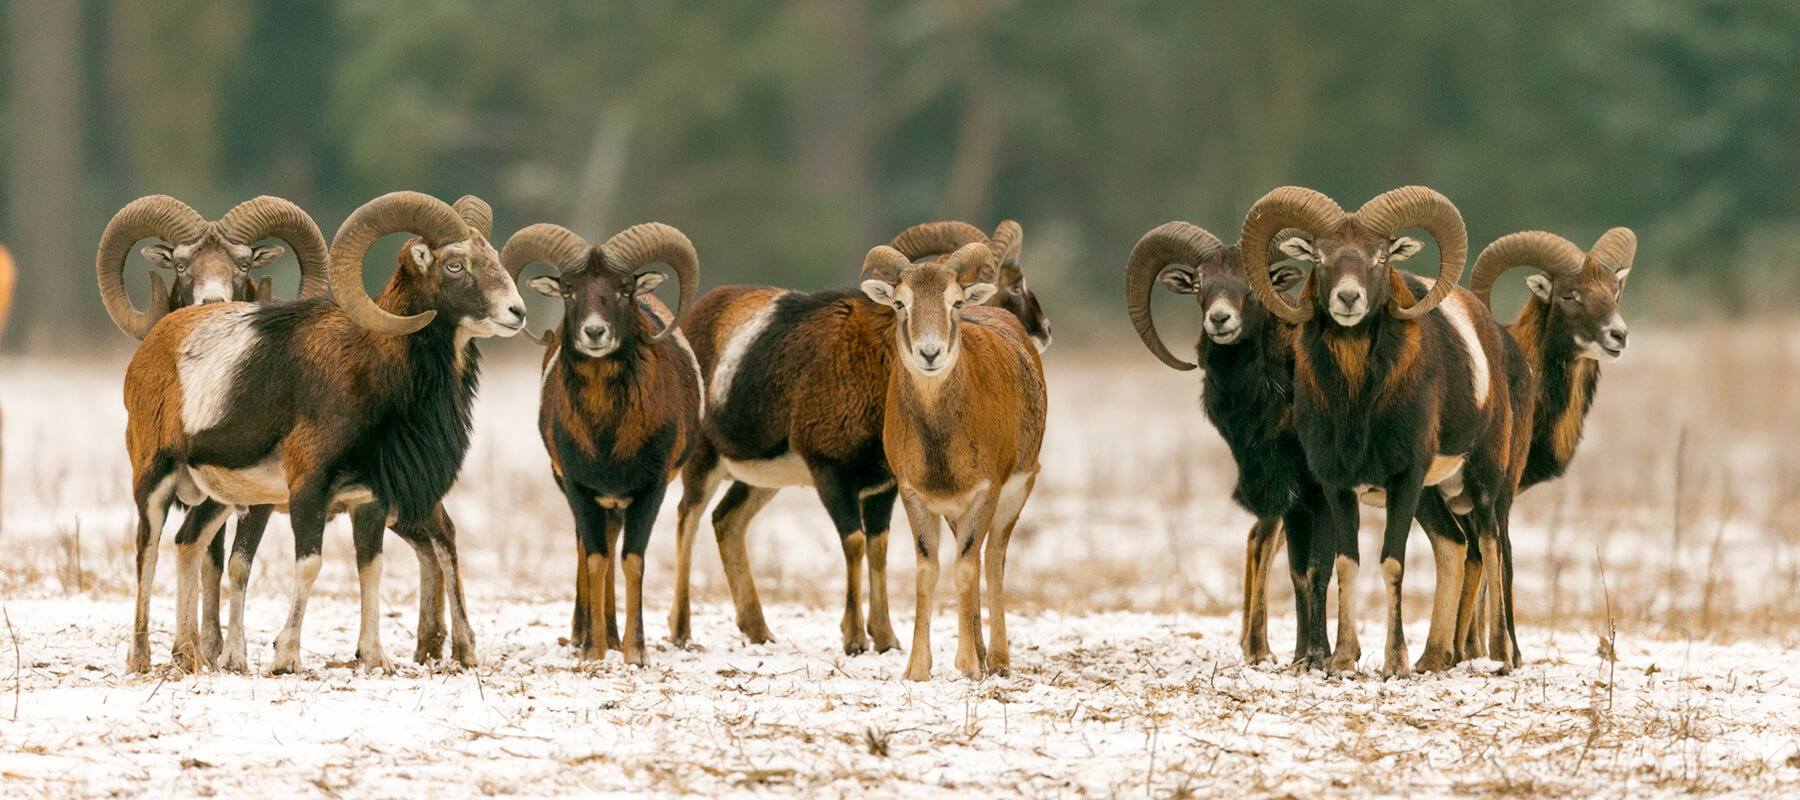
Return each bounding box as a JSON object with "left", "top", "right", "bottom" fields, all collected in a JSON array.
[{"left": 1, "top": 0, "right": 1795, "bottom": 350}]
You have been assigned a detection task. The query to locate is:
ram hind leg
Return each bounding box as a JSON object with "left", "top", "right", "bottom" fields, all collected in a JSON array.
[
  {"left": 429, "top": 508, "right": 478, "bottom": 667},
  {"left": 1413, "top": 492, "right": 1466, "bottom": 672},
  {"left": 1241, "top": 517, "right": 1282, "bottom": 665},
  {"left": 861, "top": 487, "right": 901, "bottom": 652},
  {"left": 173, "top": 499, "right": 233, "bottom": 672},
  {"left": 669, "top": 447, "right": 723, "bottom": 647},
  {"left": 221, "top": 505, "right": 272, "bottom": 672},
  {"left": 201, "top": 521, "right": 225, "bottom": 662},
  {"left": 129, "top": 466, "right": 180, "bottom": 674},
  {"left": 1486, "top": 493, "right": 1523, "bottom": 672},
  {"left": 390, "top": 517, "right": 447, "bottom": 664},
  {"left": 983, "top": 472, "right": 1035, "bottom": 677},
  {"left": 713, "top": 482, "right": 779, "bottom": 644}
]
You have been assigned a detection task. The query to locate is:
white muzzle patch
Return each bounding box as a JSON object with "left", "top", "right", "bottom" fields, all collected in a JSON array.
[{"left": 1328, "top": 275, "right": 1368, "bottom": 326}]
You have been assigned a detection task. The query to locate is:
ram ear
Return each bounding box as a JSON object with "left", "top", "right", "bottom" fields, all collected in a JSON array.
[
  {"left": 860, "top": 279, "right": 896, "bottom": 306},
  {"left": 1270, "top": 263, "right": 1306, "bottom": 293},
  {"left": 408, "top": 242, "right": 434, "bottom": 272},
  {"left": 528, "top": 275, "right": 564, "bottom": 298},
  {"left": 1388, "top": 236, "right": 1425, "bottom": 262},
  {"left": 962, "top": 283, "right": 998, "bottom": 306},
  {"left": 248, "top": 244, "right": 285, "bottom": 269},
  {"left": 1613, "top": 267, "right": 1631, "bottom": 290},
  {"left": 1156, "top": 266, "right": 1198, "bottom": 294},
  {"left": 1524, "top": 273, "right": 1553, "bottom": 301},
  {"left": 1277, "top": 237, "right": 1317, "bottom": 262},
  {"left": 634, "top": 271, "right": 667, "bottom": 294},
  {"left": 141, "top": 244, "right": 178, "bottom": 269}
]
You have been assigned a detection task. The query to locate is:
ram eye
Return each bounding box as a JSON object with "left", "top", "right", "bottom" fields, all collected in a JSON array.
[
  {"left": 953, "top": 300, "right": 964, "bottom": 309},
  {"left": 894, "top": 301, "right": 906, "bottom": 311},
  {"left": 444, "top": 261, "right": 465, "bottom": 273}
]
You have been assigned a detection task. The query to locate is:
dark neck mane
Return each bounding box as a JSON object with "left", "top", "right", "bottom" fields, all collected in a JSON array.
[
  {"left": 1200, "top": 323, "right": 1302, "bottom": 517},
  {"left": 1510, "top": 298, "right": 1601, "bottom": 490},
  {"left": 352, "top": 310, "right": 481, "bottom": 524}
]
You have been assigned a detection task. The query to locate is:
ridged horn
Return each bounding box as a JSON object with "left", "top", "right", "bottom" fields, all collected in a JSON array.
[
  {"left": 889, "top": 221, "right": 988, "bottom": 262},
  {"left": 988, "top": 220, "right": 1024, "bottom": 268},
  {"left": 861, "top": 246, "right": 912, "bottom": 283},
  {"left": 453, "top": 195, "right": 494, "bottom": 240},
  {"left": 1469, "top": 231, "right": 1586, "bottom": 307},
  {"left": 601, "top": 222, "right": 699, "bottom": 342},
  {"left": 96, "top": 195, "right": 207, "bottom": 339},
  {"left": 1241, "top": 186, "right": 1347, "bottom": 323},
  {"left": 218, "top": 195, "right": 331, "bottom": 299},
  {"left": 1124, "top": 222, "right": 1226, "bottom": 371},
  {"left": 1355, "top": 186, "right": 1467, "bottom": 319},
  {"left": 329, "top": 191, "right": 468, "bottom": 335},
  {"left": 501, "top": 223, "right": 593, "bottom": 278},
  {"left": 1588, "top": 227, "right": 1637, "bottom": 274}
]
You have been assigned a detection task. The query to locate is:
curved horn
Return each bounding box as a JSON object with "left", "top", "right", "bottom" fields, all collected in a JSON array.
[
  {"left": 329, "top": 191, "right": 468, "bottom": 336},
  {"left": 889, "top": 221, "right": 988, "bottom": 262},
  {"left": 96, "top": 195, "right": 207, "bottom": 339},
  {"left": 945, "top": 241, "right": 997, "bottom": 285},
  {"left": 500, "top": 223, "right": 593, "bottom": 278},
  {"left": 1588, "top": 227, "right": 1637, "bottom": 274},
  {"left": 601, "top": 222, "right": 699, "bottom": 343},
  {"left": 988, "top": 219, "right": 1024, "bottom": 268},
  {"left": 861, "top": 246, "right": 913, "bottom": 283},
  {"left": 1469, "top": 231, "right": 1586, "bottom": 307},
  {"left": 453, "top": 195, "right": 494, "bottom": 240},
  {"left": 218, "top": 195, "right": 331, "bottom": 299},
  {"left": 1355, "top": 186, "right": 1467, "bottom": 319},
  {"left": 1124, "top": 221, "right": 1225, "bottom": 371},
  {"left": 1241, "top": 186, "right": 1346, "bottom": 323}
]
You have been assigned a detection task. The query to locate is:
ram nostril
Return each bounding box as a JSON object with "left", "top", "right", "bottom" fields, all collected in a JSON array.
[
  {"left": 1207, "top": 311, "right": 1234, "bottom": 326},
  {"left": 1335, "top": 290, "right": 1361, "bottom": 307},
  {"left": 507, "top": 304, "right": 526, "bottom": 320}
]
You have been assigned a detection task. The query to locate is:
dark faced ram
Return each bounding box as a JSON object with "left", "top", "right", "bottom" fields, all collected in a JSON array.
[{"left": 502, "top": 221, "right": 701, "bottom": 666}]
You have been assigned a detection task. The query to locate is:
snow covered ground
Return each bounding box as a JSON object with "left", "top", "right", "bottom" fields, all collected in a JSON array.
[{"left": 2, "top": 326, "right": 1799, "bottom": 797}]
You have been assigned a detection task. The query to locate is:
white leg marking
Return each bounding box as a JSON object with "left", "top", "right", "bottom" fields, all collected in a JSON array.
[
  {"left": 1439, "top": 293, "right": 1491, "bottom": 408},
  {"left": 708, "top": 297, "right": 784, "bottom": 409},
  {"left": 178, "top": 306, "right": 261, "bottom": 434},
  {"left": 357, "top": 553, "right": 391, "bottom": 671},
  {"left": 271, "top": 554, "right": 322, "bottom": 674},
  {"left": 222, "top": 547, "right": 253, "bottom": 672}
]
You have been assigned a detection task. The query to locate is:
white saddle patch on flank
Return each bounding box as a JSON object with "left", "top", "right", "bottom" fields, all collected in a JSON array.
[
  {"left": 709, "top": 297, "right": 784, "bottom": 410},
  {"left": 178, "top": 306, "right": 260, "bottom": 435},
  {"left": 1438, "top": 293, "right": 1490, "bottom": 408}
]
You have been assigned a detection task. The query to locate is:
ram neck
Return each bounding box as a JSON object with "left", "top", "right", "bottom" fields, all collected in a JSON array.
[
  {"left": 1510, "top": 299, "right": 1601, "bottom": 489},
  {"left": 355, "top": 321, "right": 481, "bottom": 524}
]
